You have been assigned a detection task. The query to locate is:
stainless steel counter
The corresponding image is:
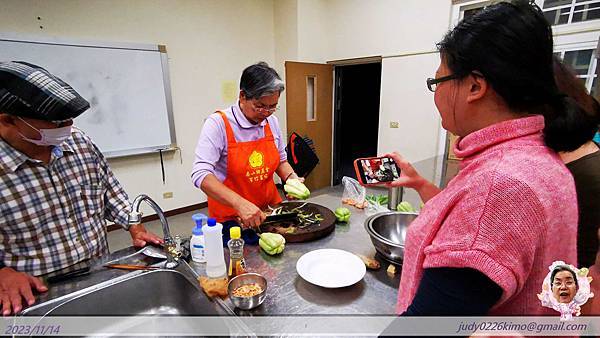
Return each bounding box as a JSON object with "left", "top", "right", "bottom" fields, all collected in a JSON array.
[
  {"left": 26, "top": 185, "right": 399, "bottom": 317},
  {"left": 187, "top": 185, "right": 401, "bottom": 316}
]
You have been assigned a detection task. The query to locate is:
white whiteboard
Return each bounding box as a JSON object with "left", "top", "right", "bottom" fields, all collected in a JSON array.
[{"left": 0, "top": 34, "right": 176, "bottom": 158}]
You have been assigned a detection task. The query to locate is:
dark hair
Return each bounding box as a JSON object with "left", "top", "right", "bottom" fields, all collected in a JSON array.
[
  {"left": 552, "top": 56, "right": 600, "bottom": 151},
  {"left": 240, "top": 62, "right": 285, "bottom": 100},
  {"left": 437, "top": 0, "right": 593, "bottom": 152},
  {"left": 550, "top": 265, "right": 579, "bottom": 289}
]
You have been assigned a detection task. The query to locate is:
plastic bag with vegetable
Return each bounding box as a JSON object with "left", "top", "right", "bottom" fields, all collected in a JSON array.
[
  {"left": 365, "top": 193, "right": 390, "bottom": 216},
  {"left": 341, "top": 176, "right": 367, "bottom": 209}
]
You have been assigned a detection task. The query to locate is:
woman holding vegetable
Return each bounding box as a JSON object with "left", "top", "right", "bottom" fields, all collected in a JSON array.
[
  {"left": 388, "top": 0, "right": 589, "bottom": 316},
  {"left": 191, "top": 62, "right": 302, "bottom": 244}
]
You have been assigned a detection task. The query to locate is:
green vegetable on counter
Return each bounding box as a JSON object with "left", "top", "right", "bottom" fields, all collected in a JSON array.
[
  {"left": 334, "top": 207, "right": 351, "bottom": 223},
  {"left": 259, "top": 232, "right": 286, "bottom": 255},
  {"left": 396, "top": 201, "right": 415, "bottom": 213},
  {"left": 365, "top": 194, "right": 388, "bottom": 206},
  {"left": 284, "top": 178, "right": 311, "bottom": 200}
]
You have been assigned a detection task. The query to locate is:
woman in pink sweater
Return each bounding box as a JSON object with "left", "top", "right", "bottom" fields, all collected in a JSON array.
[{"left": 390, "top": 0, "right": 591, "bottom": 316}]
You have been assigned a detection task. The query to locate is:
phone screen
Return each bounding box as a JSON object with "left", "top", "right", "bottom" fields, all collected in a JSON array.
[{"left": 356, "top": 157, "right": 400, "bottom": 184}]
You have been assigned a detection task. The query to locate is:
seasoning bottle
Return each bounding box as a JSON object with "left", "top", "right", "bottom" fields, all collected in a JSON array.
[
  {"left": 203, "top": 218, "right": 227, "bottom": 278},
  {"left": 190, "top": 213, "right": 207, "bottom": 263},
  {"left": 227, "top": 226, "right": 247, "bottom": 278}
]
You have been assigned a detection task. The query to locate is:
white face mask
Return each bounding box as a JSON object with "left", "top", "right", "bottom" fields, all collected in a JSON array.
[{"left": 18, "top": 117, "right": 72, "bottom": 146}]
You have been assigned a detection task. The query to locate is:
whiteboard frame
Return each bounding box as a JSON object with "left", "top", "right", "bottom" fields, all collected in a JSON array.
[{"left": 0, "top": 33, "right": 177, "bottom": 158}]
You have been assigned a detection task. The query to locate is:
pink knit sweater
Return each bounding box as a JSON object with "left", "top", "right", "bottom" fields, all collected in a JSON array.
[{"left": 396, "top": 115, "right": 578, "bottom": 315}]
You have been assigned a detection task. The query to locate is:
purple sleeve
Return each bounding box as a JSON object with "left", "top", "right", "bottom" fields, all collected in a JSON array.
[
  {"left": 269, "top": 115, "right": 288, "bottom": 163},
  {"left": 191, "top": 115, "right": 225, "bottom": 188}
]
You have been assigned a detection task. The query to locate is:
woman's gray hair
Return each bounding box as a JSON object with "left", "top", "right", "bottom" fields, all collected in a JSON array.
[{"left": 240, "top": 62, "right": 285, "bottom": 100}]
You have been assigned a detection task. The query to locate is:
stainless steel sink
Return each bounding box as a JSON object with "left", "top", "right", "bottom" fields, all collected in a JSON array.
[{"left": 23, "top": 268, "right": 220, "bottom": 316}]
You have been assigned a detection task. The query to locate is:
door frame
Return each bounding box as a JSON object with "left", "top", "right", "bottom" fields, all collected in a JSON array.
[{"left": 328, "top": 56, "right": 382, "bottom": 185}]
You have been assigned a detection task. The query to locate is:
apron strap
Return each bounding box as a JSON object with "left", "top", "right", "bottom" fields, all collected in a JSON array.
[
  {"left": 263, "top": 120, "right": 274, "bottom": 139},
  {"left": 217, "top": 111, "right": 237, "bottom": 144}
]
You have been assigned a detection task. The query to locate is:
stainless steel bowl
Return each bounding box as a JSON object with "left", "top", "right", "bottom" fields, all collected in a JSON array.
[
  {"left": 364, "top": 212, "right": 418, "bottom": 264},
  {"left": 227, "top": 273, "right": 267, "bottom": 310}
]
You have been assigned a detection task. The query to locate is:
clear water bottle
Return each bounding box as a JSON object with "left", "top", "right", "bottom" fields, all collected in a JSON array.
[
  {"left": 202, "top": 218, "right": 226, "bottom": 278},
  {"left": 227, "top": 226, "right": 246, "bottom": 278}
]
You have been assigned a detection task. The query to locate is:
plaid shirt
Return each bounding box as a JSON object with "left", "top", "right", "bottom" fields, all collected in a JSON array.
[{"left": 0, "top": 128, "right": 131, "bottom": 276}]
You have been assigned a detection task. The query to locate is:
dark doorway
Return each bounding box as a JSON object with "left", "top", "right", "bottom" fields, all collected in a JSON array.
[{"left": 332, "top": 62, "right": 382, "bottom": 185}]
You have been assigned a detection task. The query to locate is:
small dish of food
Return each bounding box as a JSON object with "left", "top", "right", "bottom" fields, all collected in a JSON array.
[{"left": 227, "top": 273, "right": 267, "bottom": 310}]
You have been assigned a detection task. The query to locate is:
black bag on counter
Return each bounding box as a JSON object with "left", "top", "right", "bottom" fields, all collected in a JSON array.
[{"left": 285, "top": 132, "right": 319, "bottom": 178}]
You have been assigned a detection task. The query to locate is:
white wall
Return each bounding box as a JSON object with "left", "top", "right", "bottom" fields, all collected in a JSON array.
[
  {"left": 379, "top": 53, "right": 442, "bottom": 162},
  {"left": 0, "top": 0, "right": 276, "bottom": 217},
  {"left": 274, "top": 0, "right": 300, "bottom": 138},
  {"left": 300, "top": 0, "right": 451, "bottom": 62},
  {"left": 292, "top": 0, "right": 453, "bottom": 162}
]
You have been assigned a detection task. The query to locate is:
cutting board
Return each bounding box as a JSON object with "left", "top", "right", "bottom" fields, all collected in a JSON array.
[{"left": 260, "top": 201, "right": 336, "bottom": 243}]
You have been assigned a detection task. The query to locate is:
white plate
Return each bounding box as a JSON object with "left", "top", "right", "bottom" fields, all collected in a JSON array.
[{"left": 296, "top": 249, "right": 366, "bottom": 288}]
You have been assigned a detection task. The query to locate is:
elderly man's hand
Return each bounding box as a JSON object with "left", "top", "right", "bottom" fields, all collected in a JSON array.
[
  {"left": 0, "top": 267, "right": 47, "bottom": 316},
  {"left": 129, "top": 223, "right": 164, "bottom": 248}
]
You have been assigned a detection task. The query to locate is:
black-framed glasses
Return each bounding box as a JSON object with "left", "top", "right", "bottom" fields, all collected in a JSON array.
[{"left": 426, "top": 74, "right": 461, "bottom": 92}]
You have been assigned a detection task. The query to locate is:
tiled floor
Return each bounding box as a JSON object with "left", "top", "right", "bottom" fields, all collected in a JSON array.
[{"left": 107, "top": 207, "right": 208, "bottom": 252}]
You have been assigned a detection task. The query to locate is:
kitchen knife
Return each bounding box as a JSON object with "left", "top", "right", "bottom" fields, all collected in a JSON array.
[{"left": 263, "top": 212, "right": 298, "bottom": 224}]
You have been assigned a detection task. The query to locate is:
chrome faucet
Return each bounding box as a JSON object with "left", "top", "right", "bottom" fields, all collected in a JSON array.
[
  {"left": 129, "top": 194, "right": 179, "bottom": 268},
  {"left": 387, "top": 186, "right": 403, "bottom": 211}
]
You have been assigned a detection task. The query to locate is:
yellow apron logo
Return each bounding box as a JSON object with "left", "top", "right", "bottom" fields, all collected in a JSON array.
[{"left": 248, "top": 150, "right": 264, "bottom": 168}]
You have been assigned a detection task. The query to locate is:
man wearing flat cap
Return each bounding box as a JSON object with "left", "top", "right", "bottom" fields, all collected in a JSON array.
[{"left": 0, "top": 61, "right": 162, "bottom": 315}]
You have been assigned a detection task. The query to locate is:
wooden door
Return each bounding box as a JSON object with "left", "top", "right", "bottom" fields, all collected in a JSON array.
[{"left": 285, "top": 61, "right": 334, "bottom": 190}]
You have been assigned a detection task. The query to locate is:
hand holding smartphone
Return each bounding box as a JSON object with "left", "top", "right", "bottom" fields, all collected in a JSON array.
[{"left": 354, "top": 156, "right": 401, "bottom": 185}]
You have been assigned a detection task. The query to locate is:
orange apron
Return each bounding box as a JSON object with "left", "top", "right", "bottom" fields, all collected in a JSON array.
[{"left": 208, "top": 111, "right": 282, "bottom": 222}]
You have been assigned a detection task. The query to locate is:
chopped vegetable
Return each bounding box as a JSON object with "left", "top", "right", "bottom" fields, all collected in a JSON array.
[
  {"left": 284, "top": 179, "right": 311, "bottom": 200},
  {"left": 259, "top": 232, "right": 286, "bottom": 255},
  {"left": 366, "top": 194, "right": 388, "bottom": 206},
  {"left": 334, "top": 207, "right": 351, "bottom": 223},
  {"left": 275, "top": 203, "right": 323, "bottom": 228},
  {"left": 387, "top": 264, "right": 396, "bottom": 275}
]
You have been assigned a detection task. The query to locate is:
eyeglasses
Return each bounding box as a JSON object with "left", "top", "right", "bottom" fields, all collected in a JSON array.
[
  {"left": 553, "top": 280, "right": 576, "bottom": 288},
  {"left": 426, "top": 74, "right": 461, "bottom": 92},
  {"left": 251, "top": 101, "right": 279, "bottom": 114},
  {"left": 426, "top": 71, "right": 485, "bottom": 92}
]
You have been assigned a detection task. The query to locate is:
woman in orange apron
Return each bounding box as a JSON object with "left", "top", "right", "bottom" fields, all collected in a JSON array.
[{"left": 191, "top": 62, "right": 300, "bottom": 244}]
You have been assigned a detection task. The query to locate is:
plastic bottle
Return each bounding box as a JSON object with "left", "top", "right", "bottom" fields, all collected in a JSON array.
[
  {"left": 202, "top": 218, "right": 227, "bottom": 278},
  {"left": 190, "top": 213, "right": 207, "bottom": 263},
  {"left": 227, "top": 226, "right": 247, "bottom": 278}
]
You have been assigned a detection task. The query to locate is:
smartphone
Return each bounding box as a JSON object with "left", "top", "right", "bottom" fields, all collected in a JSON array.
[{"left": 354, "top": 156, "right": 401, "bottom": 185}]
